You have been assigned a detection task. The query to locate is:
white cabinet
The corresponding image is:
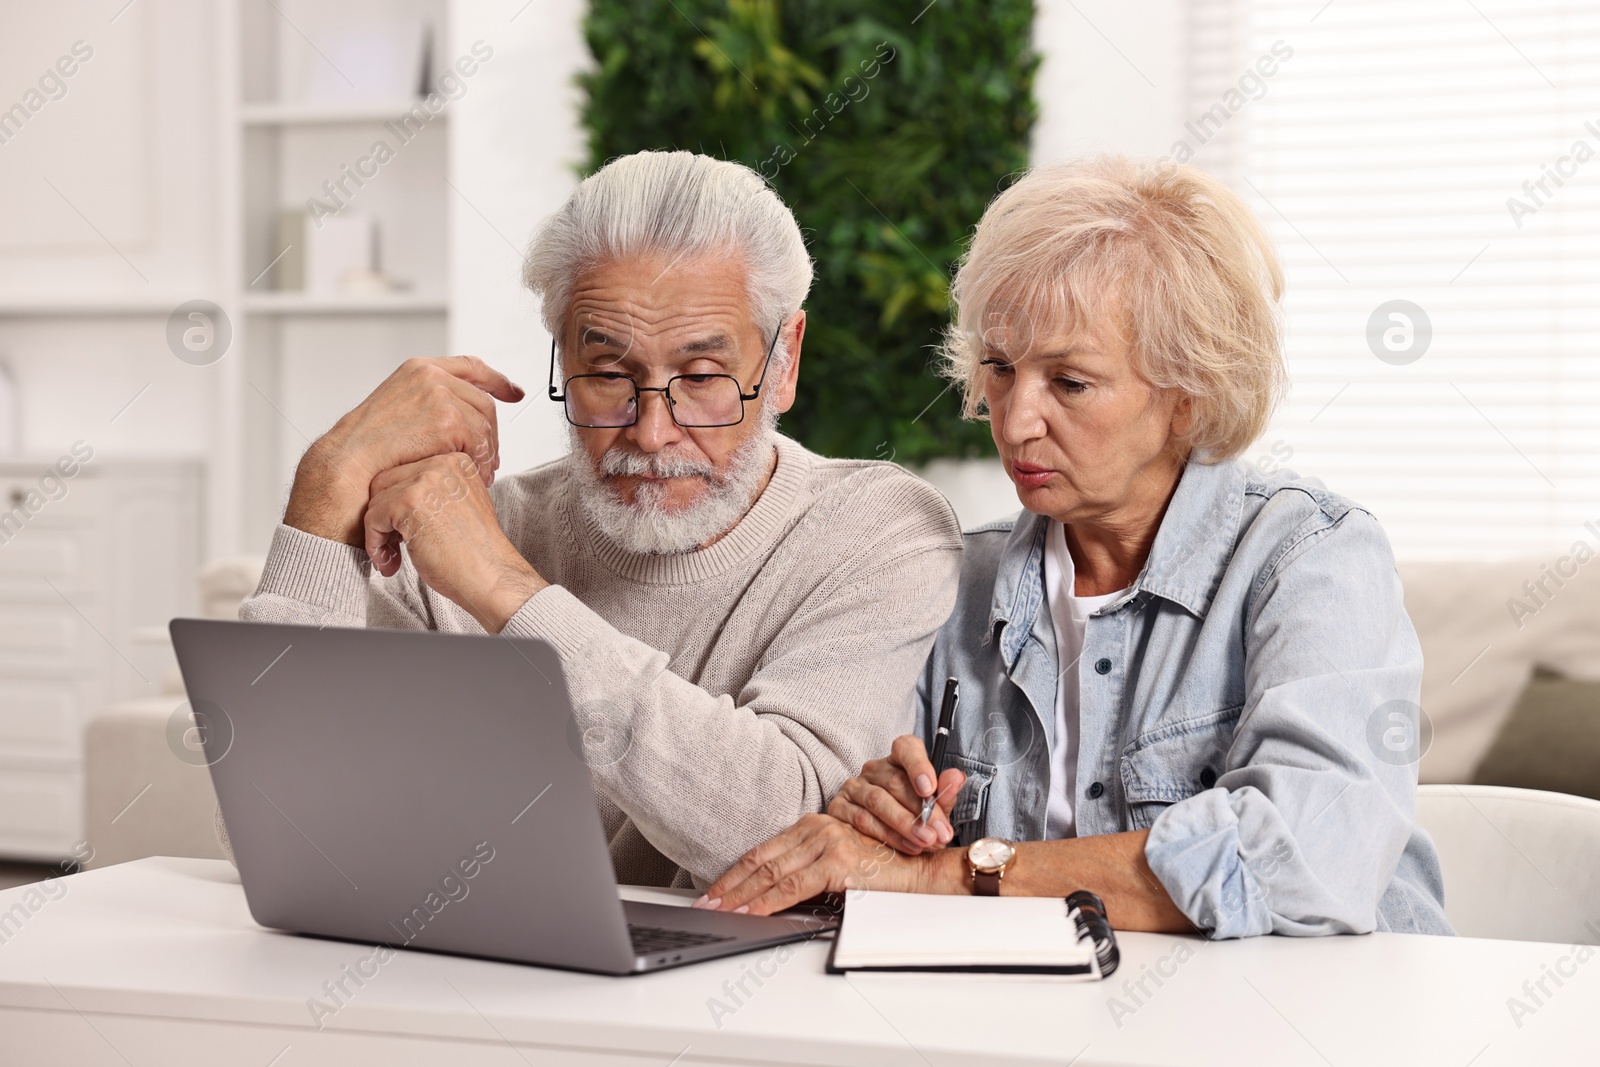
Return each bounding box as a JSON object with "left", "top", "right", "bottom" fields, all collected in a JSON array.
[{"left": 0, "top": 460, "right": 199, "bottom": 861}]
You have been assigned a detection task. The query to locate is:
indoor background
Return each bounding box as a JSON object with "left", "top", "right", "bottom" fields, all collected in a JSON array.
[{"left": 0, "top": 0, "right": 1596, "bottom": 880}]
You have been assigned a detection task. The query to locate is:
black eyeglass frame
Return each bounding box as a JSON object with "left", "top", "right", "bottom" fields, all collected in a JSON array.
[{"left": 547, "top": 324, "right": 783, "bottom": 429}]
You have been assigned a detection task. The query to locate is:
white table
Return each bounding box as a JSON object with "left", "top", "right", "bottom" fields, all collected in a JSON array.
[{"left": 0, "top": 858, "right": 1591, "bottom": 1066}]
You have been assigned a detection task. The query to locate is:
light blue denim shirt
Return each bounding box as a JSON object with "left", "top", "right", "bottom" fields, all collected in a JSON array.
[{"left": 917, "top": 457, "right": 1453, "bottom": 938}]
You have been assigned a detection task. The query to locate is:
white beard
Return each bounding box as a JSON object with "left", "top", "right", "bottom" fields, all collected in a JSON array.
[{"left": 568, "top": 407, "right": 778, "bottom": 555}]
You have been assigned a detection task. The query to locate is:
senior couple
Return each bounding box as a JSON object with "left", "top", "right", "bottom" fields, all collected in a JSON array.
[{"left": 244, "top": 150, "right": 1451, "bottom": 938}]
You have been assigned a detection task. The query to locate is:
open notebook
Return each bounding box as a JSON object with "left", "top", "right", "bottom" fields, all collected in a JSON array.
[{"left": 826, "top": 891, "right": 1115, "bottom": 977}]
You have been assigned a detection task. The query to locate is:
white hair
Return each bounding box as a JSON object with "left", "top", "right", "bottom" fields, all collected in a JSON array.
[{"left": 523, "top": 150, "right": 814, "bottom": 347}]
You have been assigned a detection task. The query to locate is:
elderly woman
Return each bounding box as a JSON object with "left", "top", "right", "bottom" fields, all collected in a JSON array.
[{"left": 698, "top": 157, "right": 1451, "bottom": 937}]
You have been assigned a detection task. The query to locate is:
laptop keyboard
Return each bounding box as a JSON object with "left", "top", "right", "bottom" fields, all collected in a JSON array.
[{"left": 628, "top": 923, "right": 735, "bottom": 956}]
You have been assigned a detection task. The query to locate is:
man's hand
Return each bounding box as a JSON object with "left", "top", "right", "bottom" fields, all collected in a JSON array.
[
  {"left": 285, "top": 356, "right": 525, "bottom": 546},
  {"left": 362, "top": 452, "right": 547, "bottom": 632},
  {"left": 694, "top": 813, "right": 955, "bottom": 916},
  {"left": 827, "top": 734, "right": 967, "bottom": 855}
]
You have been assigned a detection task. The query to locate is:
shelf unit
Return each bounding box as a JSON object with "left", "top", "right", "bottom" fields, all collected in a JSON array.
[
  {"left": 241, "top": 292, "right": 449, "bottom": 315},
  {"left": 0, "top": 295, "right": 199, "bottom": 319},
  {"left": 239, "top": 101, "right": 453, "bottom": 127},
  {"left": 224, "top": 0, "right": 453, "bottom": 552}
]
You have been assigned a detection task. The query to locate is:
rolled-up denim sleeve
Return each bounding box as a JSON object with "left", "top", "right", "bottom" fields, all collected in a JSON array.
[{"left": 1144, "top": 507, "right": 1424, "bottom": 938}]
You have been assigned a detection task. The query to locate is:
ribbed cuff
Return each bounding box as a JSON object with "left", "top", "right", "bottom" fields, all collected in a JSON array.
[
  {"left": 255, "top": 524, "right": 372, "bottom": 619},
  {"left": 500, "top": 584, "right": 608, "bottom": 660}
]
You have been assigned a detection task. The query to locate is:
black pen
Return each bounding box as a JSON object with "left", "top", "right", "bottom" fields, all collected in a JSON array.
[{"left": 920, "top": 677, "right": 959, "bottom": 826}]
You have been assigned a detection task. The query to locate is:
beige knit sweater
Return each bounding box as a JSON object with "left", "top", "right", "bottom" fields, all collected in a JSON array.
[{"left": 240, "top": 434, "right": 963, "bottom": 887}]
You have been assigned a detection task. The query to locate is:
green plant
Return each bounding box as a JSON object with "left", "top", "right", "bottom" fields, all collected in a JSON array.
[{"left": 579, "top": 0, "right": 1038, "bottom": 463}]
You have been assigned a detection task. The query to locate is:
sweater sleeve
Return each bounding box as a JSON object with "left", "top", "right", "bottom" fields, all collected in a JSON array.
[
  {"left": 238, "top": 524, "right": 432, "bottom": 631},
  {"left": 501, "top": 479, "right": 963, "bottom": 885}
]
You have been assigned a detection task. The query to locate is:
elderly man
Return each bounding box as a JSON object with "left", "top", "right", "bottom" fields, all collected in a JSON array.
[{"left": 240, "top": 150, "right": 963, "bottom": 888}]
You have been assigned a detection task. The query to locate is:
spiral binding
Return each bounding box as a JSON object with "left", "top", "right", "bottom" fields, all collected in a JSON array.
[{"left": 1066, "top": 890, "right": 1120, "bottom": 978}]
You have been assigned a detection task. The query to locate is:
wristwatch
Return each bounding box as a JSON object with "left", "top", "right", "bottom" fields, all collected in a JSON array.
[{"left": 966, "top": 837, "right": 1017, "bottom": 896}]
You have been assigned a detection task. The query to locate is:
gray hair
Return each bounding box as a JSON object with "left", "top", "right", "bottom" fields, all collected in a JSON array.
[{"left": 523, "top": 150, "right": 814, "bottom": 348}]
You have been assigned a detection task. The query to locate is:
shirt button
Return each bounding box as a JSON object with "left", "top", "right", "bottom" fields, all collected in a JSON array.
[
  {"left": 1087, "top": 781, "right": 1105, "bottom": 799},
  {"left": 1094, "top": 658, "right": 1112, "bottom": 675},
  {"left": 1200, "top": 767, "right": 1218, "bottom": 789}
]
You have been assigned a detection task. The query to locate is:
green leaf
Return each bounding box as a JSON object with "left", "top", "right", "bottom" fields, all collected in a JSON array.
[{"left": 578, "top": 0, "right": 1037, "bottom": 463}]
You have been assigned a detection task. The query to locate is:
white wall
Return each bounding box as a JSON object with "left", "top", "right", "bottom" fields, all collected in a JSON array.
[
  {"left": 0, "top": 1, "right": 222, "bottom": 294},
  {"left": 1033, "top": 0, "right": 1188, "bottom": 163},
  {"left": 0, "top": 0, "right": 222, "bottom": 468},
  {"left": 448, "top": 0, "right": 589, "bottom": 477}
]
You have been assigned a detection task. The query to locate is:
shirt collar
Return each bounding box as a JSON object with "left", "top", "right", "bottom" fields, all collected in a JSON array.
[
  {"left": 986, "top": 457, "right": 1245, "bottom": 655},
  {"left": 1135, "top": 457, "right": 1245, "bottom": 619},
  {"left": 987, "top": 511, "right": 1050, "bottom": 667}
]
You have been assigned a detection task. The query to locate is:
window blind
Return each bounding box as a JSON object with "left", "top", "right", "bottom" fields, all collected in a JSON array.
[{"left": 1185, "top": 0, "right": 1600, "bottom": 559}]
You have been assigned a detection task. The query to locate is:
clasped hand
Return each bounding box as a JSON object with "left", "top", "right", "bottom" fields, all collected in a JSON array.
[
  {"left": 698, "top": 734, "right": 970, "bottom": 914},
  {"left": 283, "top": 356, "right": 544, "bottom": 632}
]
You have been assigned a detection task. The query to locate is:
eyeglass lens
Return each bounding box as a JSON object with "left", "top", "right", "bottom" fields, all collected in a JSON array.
[{"left": 565, "top": 374, "right": 746, "bottom": 428}]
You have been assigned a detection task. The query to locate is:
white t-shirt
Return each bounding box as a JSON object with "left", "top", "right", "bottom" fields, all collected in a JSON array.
[{"left": 1042, "top": 521, "right": 1131, "bottom": 840}]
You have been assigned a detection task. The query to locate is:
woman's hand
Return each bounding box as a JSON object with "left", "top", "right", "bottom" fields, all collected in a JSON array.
[
  {"left": 695, "top": 813, "right": 949, "bottom": 916},
  {"left": 826, "top": 734, "right": 967, "bottom": 855}
]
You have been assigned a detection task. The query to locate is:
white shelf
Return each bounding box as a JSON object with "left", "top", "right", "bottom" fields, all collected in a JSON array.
[
  {"left": 0, "top": 292, "right": 449, "bottom": 317},
  {"left": 241, "top": 292, "right": 448, "bottom": 316},
  {"left": 0, "top": 293, "right": 199, "bottom": 317},
  {"left": 239, "top": 101, "right": 448, "bottom": 127}
]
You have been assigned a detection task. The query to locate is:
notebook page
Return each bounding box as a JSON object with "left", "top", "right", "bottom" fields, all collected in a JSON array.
[{"left": 833, "top": 891, "right": 1095, "bottom": 969}]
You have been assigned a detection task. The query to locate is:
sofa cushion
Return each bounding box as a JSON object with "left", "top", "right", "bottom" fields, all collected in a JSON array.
[
  {"left": 84, "top": 700, "right": 229, "bottom": 868},
  {"left": 1399, "top": 555, "right": 1600, "bottom": 783},
  {"left": 1473, "top": 668, "right": 1600, "bottom": 802}
]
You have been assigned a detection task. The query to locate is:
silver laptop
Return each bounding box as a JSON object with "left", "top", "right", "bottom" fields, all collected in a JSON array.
[{"left": 169, "top": 618, "right": 833, "bottom": 975}]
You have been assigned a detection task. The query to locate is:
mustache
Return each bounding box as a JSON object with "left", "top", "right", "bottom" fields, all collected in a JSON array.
[{"left": 597, "top": 448, "right": 717, "bottom": 481}]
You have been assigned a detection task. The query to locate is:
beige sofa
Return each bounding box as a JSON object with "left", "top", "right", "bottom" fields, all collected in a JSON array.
[
  {"left": 83, "top": 697, "right": 230, "bottom": 869},
  {"left": 1400, "top": 557, "right": 1600, "bottom": 784},
  {"left": 79, "top": 555, "right": 1599, "bottom": 867},
  {"left": 81, "top": 559, "right": 262, "bottom": 869}
]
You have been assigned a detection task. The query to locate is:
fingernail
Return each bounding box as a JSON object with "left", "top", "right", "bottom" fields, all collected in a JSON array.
[
  {"left": 939, "top": 823, "right": 953, "bottom": 843},
  {"left": 734, "top": 905, "right": 749, "bottom": 914},
  {"left": 702, "top": 897, "right": 721, "bottom": 911},
  {"left": 915, "top": 774, "right": 933, "bottom": 795},
  {"left": 692, "top": 895, "right": 708, "bottom": 908},
  {"left": 915, "top": 825, "right": 937, "bottom": 845}
]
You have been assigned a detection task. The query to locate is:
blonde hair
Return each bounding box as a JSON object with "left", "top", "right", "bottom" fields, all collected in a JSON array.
[{"left": 941, "top": 156, "right": 1286, "bottom": 461}]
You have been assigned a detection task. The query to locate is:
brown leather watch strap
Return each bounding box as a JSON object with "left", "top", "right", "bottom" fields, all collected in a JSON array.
[{"left": 973, "top": 868, "right": 1003, "bottom": 896}]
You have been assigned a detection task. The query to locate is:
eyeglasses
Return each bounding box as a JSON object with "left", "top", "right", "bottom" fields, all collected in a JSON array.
[{"left": 547, "top": 326, "right": 781, "bottom": 429}]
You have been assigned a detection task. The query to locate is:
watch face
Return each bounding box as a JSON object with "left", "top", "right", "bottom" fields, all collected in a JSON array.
[{"left": 968, "top": 837, "right": 1015, "bottom": 871}]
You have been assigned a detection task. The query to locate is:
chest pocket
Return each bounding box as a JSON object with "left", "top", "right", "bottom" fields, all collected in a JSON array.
[
  {"left": 1119, "top": 706, "right": 1241, "bottom": 831},
  {"left": 945, "top": 753, "right": 997, "bottom": 846}
]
